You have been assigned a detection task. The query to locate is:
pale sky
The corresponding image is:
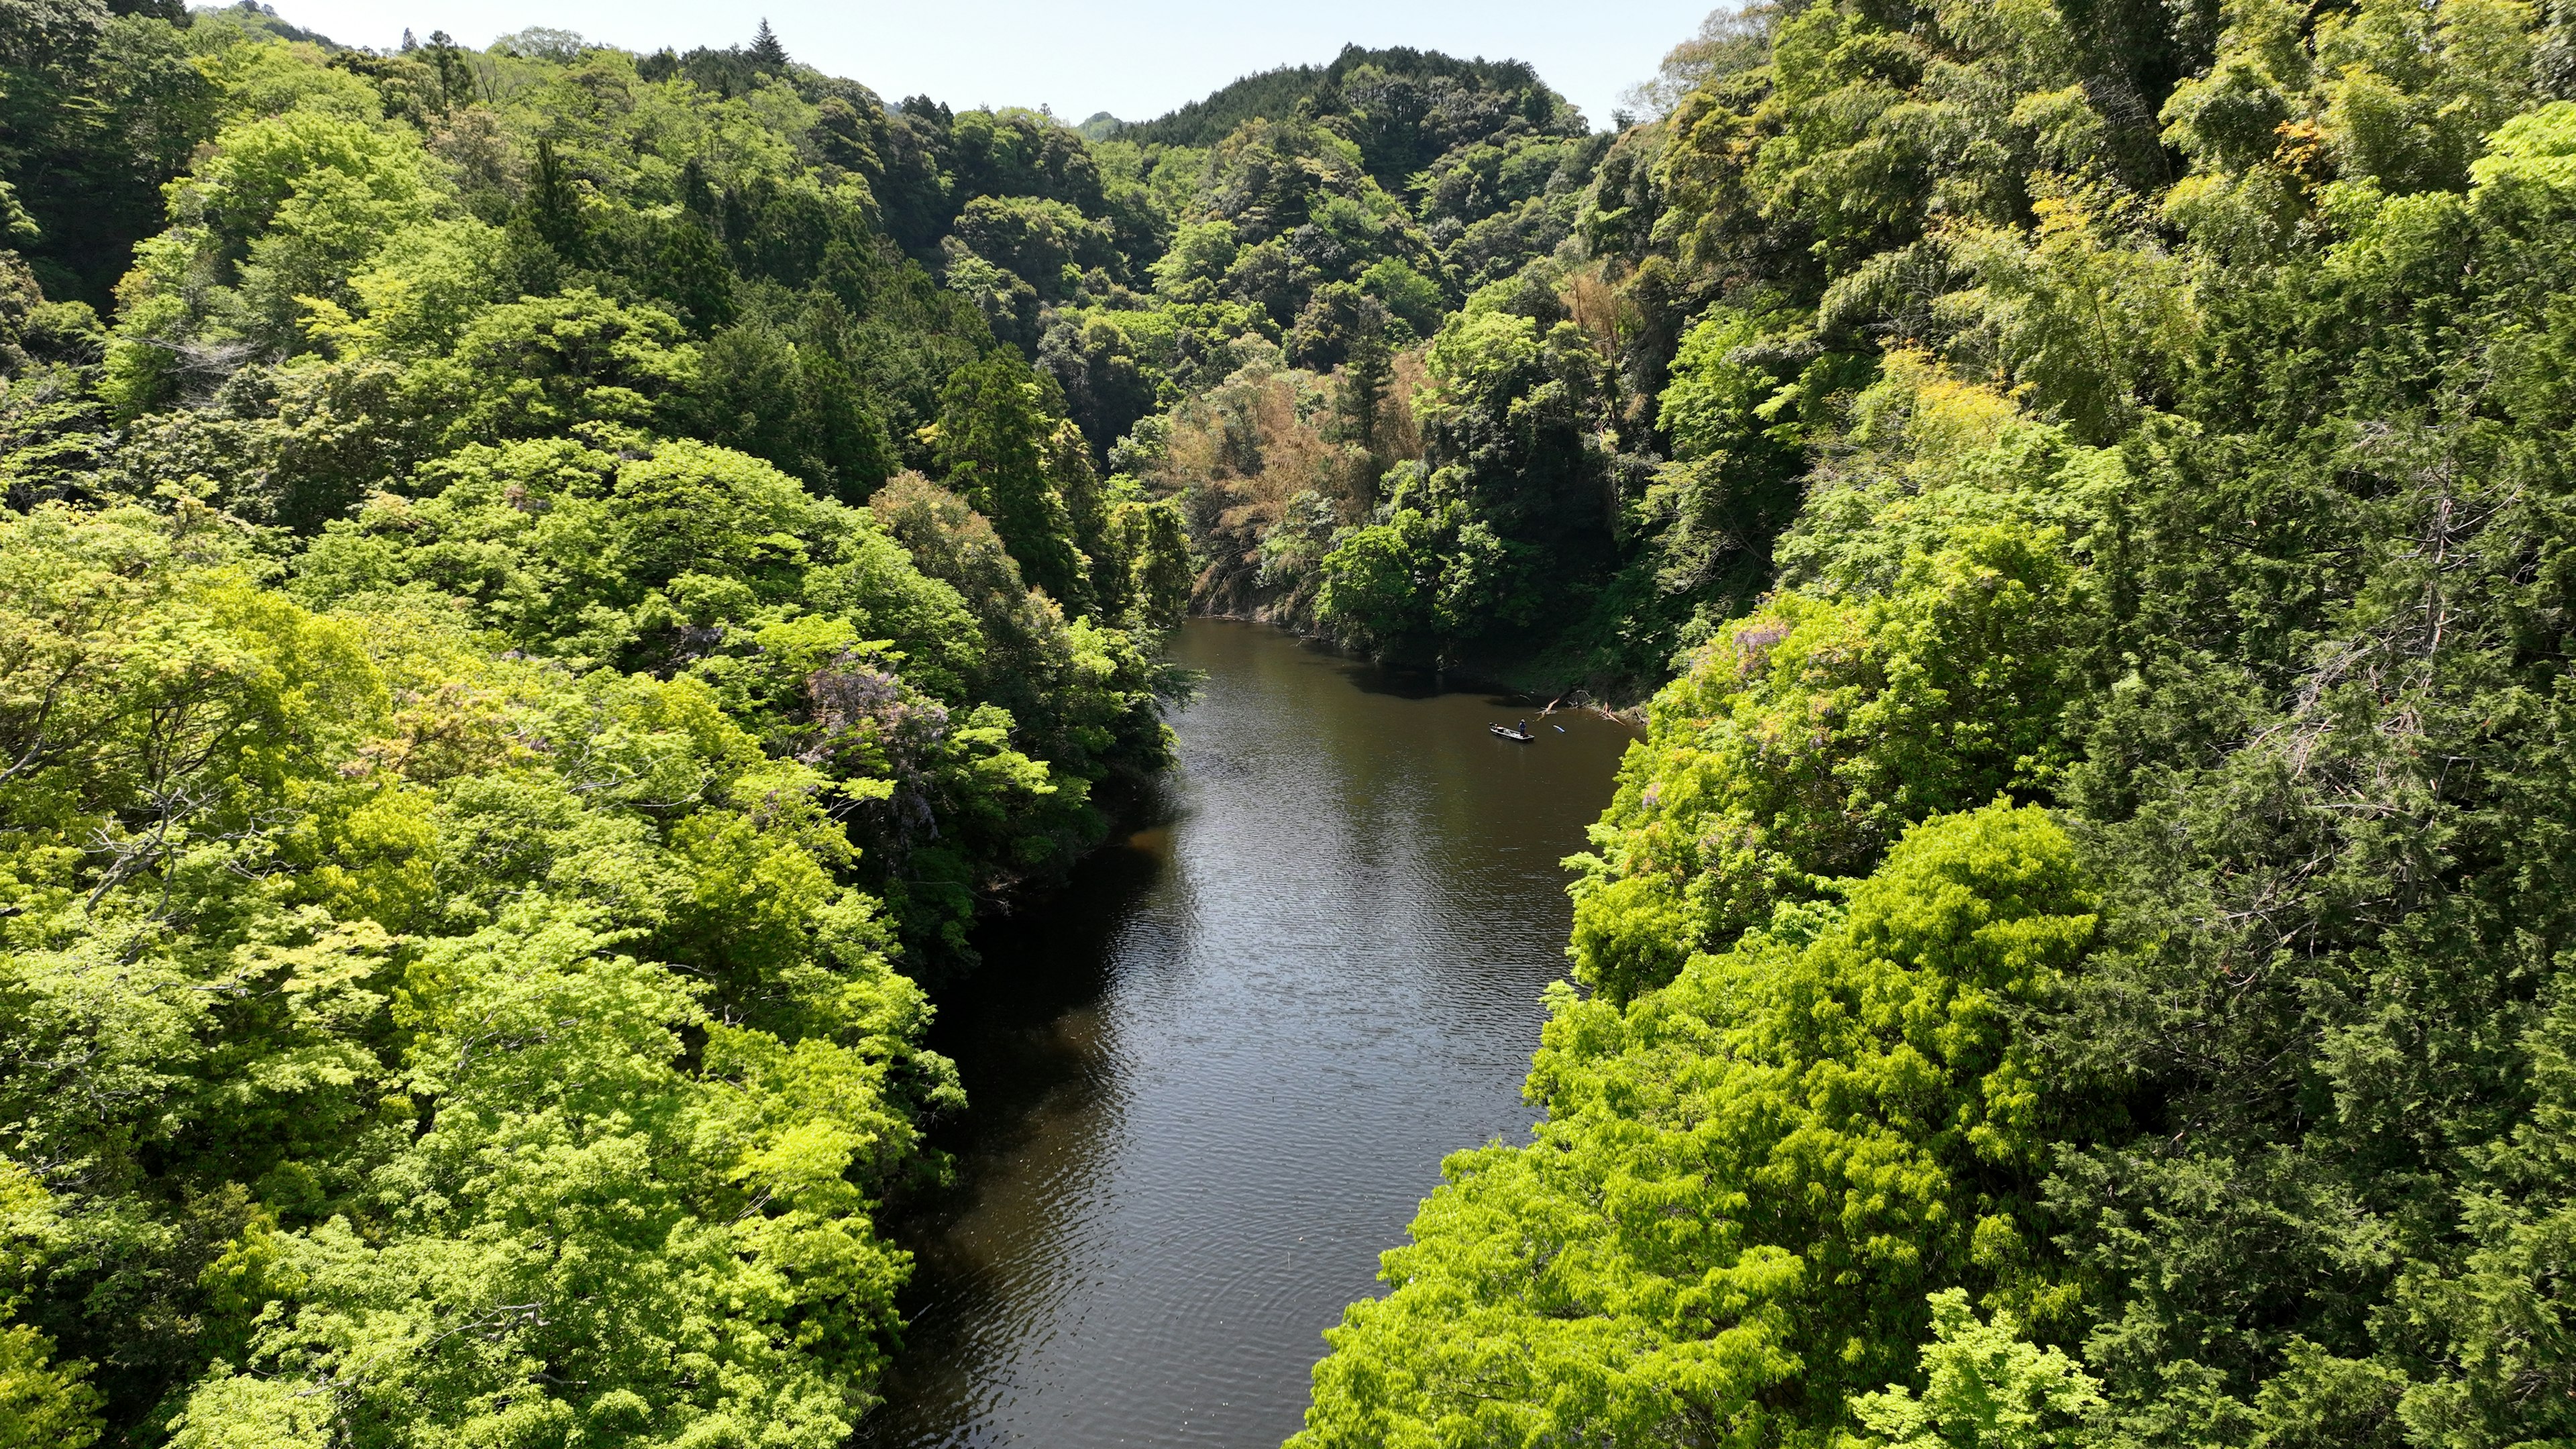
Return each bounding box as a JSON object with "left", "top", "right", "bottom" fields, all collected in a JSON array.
[{"left": 256, "top": 0, "right": 1715, "bottom": 134}]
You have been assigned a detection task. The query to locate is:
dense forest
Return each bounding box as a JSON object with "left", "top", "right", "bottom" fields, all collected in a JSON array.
[
  {"left": 6, "top": 0, "right": 2576, "bottom": 1444},
  {"left": 1290, "top": 3, "right": 2576, "bottom": 1448},
  {"left": 0, "top": 4, "right": 1200, "bottom": 1444}
]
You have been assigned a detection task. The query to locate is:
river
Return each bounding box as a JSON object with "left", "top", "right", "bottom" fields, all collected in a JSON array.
[{"left": 857, "top": 618, "right": 1638, "bottom": 1449}]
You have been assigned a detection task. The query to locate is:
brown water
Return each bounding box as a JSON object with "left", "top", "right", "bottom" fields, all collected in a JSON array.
[{"left": 857, "top": 618, "right": 1636, "bottom": 1449}]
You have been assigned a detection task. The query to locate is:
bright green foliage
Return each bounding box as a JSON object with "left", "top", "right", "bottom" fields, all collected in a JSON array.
[
  {"left": 1772, "top": 354, "right": 2124, "bottom": 598},
  {"left": 2159, "top": 0, "right": 2538, "bottom": 243},
  {"left": 1622, "top": 302, "right": 1809, "bottom": 651},
  {"left": 0, "top": 1320, "right": 103, "bottom": 1449},
  {"left": 0, "top": 22, "right": 1197, "bottom": 1447},
  {"left": 1847, "top": 1291, "right": 2106, "bottom": 1449},
  {"left": 1568, "top": 524, "right": 2082, "bottom": 1002},
  {"left": 0, "top": 504, "right": 964, "bottom": 1442},
  {"left": 1104, "top": 486, "right": 1195, "bottom": 629},
  {"left": 1658, "top": 305, "right": 1788, "bottom": 464},
  {"left": 0, "top": 1166, "right": 103, "bottom": 1449},
  {"left": 1295, "top": 804, "right": 2099, "bottom": 1448},
  {"left": 289, "top": 436, "right": 1164, "bottom": 951},
  {"left": 1316, "top": 471, "right": 1535, "bottom": 655},
  {"left": 294, "top": 438, "right": 949, "bottom": 674},
  {"left": 26, "top": 3, "right": 2576, "bottom": 1446},
  {"left": 169, "top": 917, "right": 922, "bottom": 1449},
  {"left": 105, "top": 107, "right": 441, "bottom": 409},
  {"left": 402, "top": 288, "right": 700, "bottom": 447}
]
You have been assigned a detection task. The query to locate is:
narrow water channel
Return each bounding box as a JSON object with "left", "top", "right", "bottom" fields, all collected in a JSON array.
[{"left": 857, "top": 619, "right": 1638, "bottom": 1449}]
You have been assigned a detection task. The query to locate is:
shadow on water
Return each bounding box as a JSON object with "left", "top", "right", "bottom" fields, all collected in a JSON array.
[
  {"left": 858, "top": 618, "right": 1635, "bottom": 1449},
  {"left": 1318, "top": 658, "right": 1454, "bottom": 701},
  {"left": 922, "top": 824, "right": 1173, "bottom": 1161},
  {"left": 865, "top": 823, "right": 1175, "bottom": 1427},
  {"left": 1301, "top": 648, "right": 1511, "bottom": 706},
  {"left": 1274, "top": 629, "right": 1575, "bottom": 713}
]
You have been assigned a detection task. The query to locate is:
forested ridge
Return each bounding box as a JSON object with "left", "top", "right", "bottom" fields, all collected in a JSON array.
[{"left": 7, "top": 0, "right": 2576, "bottom": 1445}]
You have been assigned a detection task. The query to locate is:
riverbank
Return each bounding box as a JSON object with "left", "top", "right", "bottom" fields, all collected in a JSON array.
[{"left": 1187, "top": 606, "right": 1654, "bottom": 724}]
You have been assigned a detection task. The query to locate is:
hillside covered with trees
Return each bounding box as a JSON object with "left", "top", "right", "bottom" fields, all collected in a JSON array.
[
  {"left": 7, "top": 0, "right": 2576, "bottom": 1446},
  {"left": 1289, "top": 3, "right": 2576, "bottom": 1448},
  {"left": 0, "top": 5, "right": 1197, "bottom": 1445}
]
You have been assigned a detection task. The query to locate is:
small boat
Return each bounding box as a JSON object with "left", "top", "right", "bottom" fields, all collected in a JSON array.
[{"left": 1490, "top": 719, "right": 1536, "bottom": 742}]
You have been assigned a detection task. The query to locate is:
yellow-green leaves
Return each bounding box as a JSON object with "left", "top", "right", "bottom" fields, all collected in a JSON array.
[
  {"left": 1845, "top": 1289, "right": 2104, "bottom": 1449},
  {"left": 2471, "top": 97, "right": 2576, "bottom": 191},
  {"left": 0, "top": 498, "right": 959, "bottom": 1448},
  {"left": 409, "top": 288, "right": 698, "bottom": 449},
  {"left": 0, "top": 1165, "right": 101, "bottom": 1449},
  {"left": 0, "top": 1318, "right": 105, "bottom": 1449},
  {"left": 1299, "top": 804, "right": 2098, "bottom": 1448},
  {"left": 7, "top": 22, "right": 1195, "bottom": 1448},
  {"left": 174, "top": 923, "right": 886, "bottom": 1448},
  {"left": 1570, "top": 523, "right": 2082, "bottom": 1001},
  {"left": 2159, "top": 0, "right": 2544, "bottom": 252},
  {"left": 105, "top": 107, "right": 447, "bottom": 409}
]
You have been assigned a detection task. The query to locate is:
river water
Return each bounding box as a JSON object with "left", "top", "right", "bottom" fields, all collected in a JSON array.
[{"left": 857, "top": 619, "right": 1637, "bottom": 1449}]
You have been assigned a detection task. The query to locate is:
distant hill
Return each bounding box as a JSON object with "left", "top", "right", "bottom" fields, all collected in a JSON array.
[
  {"left": 1075, "top": 111, "right": 1123, "bottom": 141},
  {"left": 191, "top": 1, "right": 339, "bottom": 47},
  {"left": 1112, "top": 43, "right": 1579, "bottom": 152}
]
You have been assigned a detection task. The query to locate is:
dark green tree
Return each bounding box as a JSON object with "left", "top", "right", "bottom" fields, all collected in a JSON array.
[
  {"left": 934, "top": 350, "right": 1090, "bottom": 608},
  {"left": 523, "top": 136, "right": 588, "bottom": 264},
  {"left": 654, "top": 218, "right": 737, "bottom": 331},
  {"left": 1333, "top": 300, "right": 1393, "bottom": 502},
  {"left": 423, "top": 28, "right": 472, "bottom": 112}
]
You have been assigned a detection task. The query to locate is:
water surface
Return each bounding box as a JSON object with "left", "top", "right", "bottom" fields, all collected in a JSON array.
[{"left": 860, "top": 618, "right": 1635, "bottom": 1449}]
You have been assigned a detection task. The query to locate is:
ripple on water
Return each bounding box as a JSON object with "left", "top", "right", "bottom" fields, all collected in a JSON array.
[{"left": 859, "top": 620, "right": 1635, "bottom": 1449}]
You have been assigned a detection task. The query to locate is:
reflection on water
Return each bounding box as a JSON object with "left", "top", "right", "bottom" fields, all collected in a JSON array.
[{"left": 858, "top": 619, "right": 1637, "bottom": 1449}]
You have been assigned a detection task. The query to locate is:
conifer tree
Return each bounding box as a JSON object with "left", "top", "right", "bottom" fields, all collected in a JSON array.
[
  {"left": 934, "top": 352, "right": 1091, "bottom": 610},
  {"left": 524, "top": 137, "right": 588, "bottom": 264},
  {"left": 1336, "top": 305, "right": 1392, "bottom": 508}
]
